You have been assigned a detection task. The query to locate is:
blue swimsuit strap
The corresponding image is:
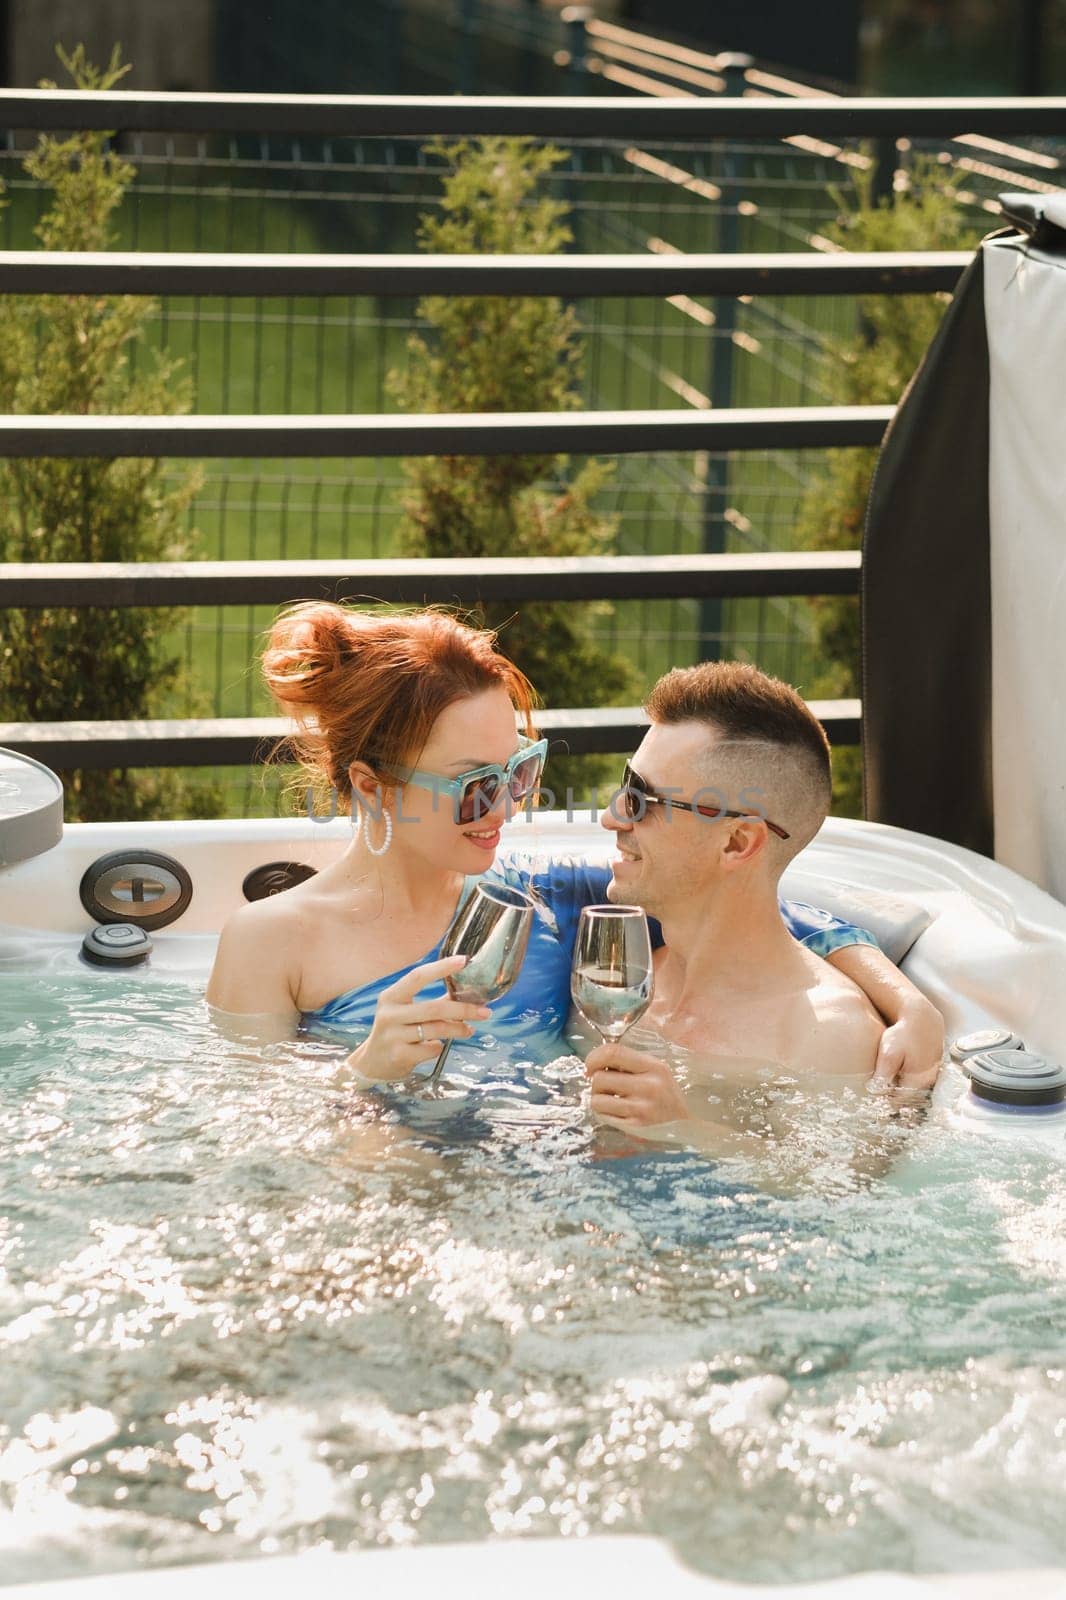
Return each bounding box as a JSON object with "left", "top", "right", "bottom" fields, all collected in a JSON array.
[{"left": 306, "top": 873, "right": 484, "bottom": 1024}]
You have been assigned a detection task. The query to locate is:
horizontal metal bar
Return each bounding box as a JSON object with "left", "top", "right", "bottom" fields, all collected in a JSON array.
[
  {"left": 0, "top": 250, "right": 971, "bottom": 298},
  {"left": 0, "top": 717, "right": 287, "bottom": 770},
  {"left": 0, "top": 89, "right": 1062, "bottom": 139},
  {"left": 0, "top": 407, "right": 894, "bottom": 458},
  {"left": 0, "top": 552, "right": 861, "bottom": 608},
  {"left": 0, "top": 699, "right": 862, "bottom": 769}
]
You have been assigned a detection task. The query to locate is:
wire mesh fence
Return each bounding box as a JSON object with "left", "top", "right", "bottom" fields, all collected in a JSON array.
[{"left": 1, "top": 4, "right": 1062, "bottom": 817}]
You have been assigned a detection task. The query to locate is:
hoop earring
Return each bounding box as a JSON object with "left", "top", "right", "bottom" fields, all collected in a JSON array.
[{"left": 366, "top": 807, "right": 393, "bottom": 857}]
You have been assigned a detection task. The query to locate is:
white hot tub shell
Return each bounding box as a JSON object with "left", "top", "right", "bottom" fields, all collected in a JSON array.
[{"left": 3, "top": 809, "right": 1066, "bottom": 1600}]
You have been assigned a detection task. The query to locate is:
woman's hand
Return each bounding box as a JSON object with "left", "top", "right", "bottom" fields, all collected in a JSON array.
[
  {"left": 346, "top": 955, "right": 492, "bottom": 1085},
  {"left": 585, "top": 1040, "right": 690, "bottom": 1126}
]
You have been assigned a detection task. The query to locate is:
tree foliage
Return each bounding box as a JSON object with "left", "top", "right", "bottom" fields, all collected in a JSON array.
[
  {"left": 389, "top": 138, "right": 638, "bottom": 799},
  {"left": 0, "top": 45, "right": 214, "bottom": 821}
]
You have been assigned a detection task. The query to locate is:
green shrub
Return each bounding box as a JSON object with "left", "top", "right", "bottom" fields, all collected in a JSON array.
[
  {"left": 389, "top": 137, "right": 638, "bottom": 802},
  {"left": 0, "top": 45, "right": 215, "bottom": 822}
]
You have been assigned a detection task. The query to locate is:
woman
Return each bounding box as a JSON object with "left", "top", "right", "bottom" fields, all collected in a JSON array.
[{"left": 207, "top": 602, "right": 938, "bottom": 1085}]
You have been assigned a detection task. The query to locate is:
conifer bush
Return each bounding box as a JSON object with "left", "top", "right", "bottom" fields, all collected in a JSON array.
[
  {"left": 389, "top": 137, "right": 638, "bottom": 802},
  {"left": 0, "top": 45, "right": 214, "bottom": 822}
]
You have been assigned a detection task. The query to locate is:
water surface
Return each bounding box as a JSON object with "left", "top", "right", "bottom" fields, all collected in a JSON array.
[{"left": 1, "top": 970, "right": 1065, "bottom": 1586}]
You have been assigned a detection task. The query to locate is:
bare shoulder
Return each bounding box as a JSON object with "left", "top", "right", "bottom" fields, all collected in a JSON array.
[
  {"left": 206, "top": 887, "right": 314, "bottom": 1016},
  {"left": 220, "top": 876, "right": 325, "bottom": 946},
  {"left": 797, "top": 950, "right": 884, "bottom": 1077}
]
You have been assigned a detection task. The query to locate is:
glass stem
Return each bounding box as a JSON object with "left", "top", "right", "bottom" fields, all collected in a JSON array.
[{"left": 426, "top": 1037, "right": 453, "bottom": 1087}]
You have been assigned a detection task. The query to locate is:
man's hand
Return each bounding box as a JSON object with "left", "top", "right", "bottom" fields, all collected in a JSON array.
[
  {"left": 869, "top": 997, "right": 945, "bottom": 1092},
  {"left": 585, "top": 1040, "right": 690, "bottom": 1126}
]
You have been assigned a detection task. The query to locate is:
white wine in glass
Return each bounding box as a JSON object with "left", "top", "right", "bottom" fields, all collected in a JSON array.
[
  {"left": 426, "top": 880, "right": 535, "bottom": 1088},
  {"left": 570, "top": 905, "right": 654, "bottom": 1042}
]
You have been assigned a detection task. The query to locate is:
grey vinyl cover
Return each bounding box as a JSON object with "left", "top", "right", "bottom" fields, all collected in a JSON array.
[{"left": 861, "top": 240, "right": 1000, "bottom": 856}]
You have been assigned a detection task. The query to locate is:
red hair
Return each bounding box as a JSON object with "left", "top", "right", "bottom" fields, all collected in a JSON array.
[{"left": 262, "top": 602, "right": 538, "bottom": 801}]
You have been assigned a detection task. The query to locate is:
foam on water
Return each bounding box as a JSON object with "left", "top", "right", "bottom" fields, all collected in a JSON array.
[{"left": 1, "top": 970, "right": 1065, "bottom": 1587}]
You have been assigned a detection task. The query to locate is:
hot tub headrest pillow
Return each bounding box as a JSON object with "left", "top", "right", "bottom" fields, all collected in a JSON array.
[{"left": 778, "top": 873, "right": 935, "bottom": 966}]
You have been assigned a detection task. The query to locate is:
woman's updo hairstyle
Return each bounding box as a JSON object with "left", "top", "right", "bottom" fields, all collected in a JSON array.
[{"left": 262, "top": 602, "right": 538, "bottom": 808}]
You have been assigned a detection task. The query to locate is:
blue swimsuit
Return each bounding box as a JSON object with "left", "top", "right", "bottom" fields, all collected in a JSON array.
[{"left": 301, "top": 855, "right": 878, "bottom": 1047}]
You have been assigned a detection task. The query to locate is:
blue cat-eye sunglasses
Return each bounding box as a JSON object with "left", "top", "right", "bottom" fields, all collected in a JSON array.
[{"left": 379, "top": 734, "right": 548, "bottom": 825}]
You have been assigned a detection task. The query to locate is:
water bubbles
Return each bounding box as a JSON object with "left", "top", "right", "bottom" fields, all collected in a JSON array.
[{"left": 2, "top": 974, "right": 1066, "bottom": 1581}]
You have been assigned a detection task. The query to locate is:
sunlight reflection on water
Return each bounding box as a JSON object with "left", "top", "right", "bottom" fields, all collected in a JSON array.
[{"left": 1, "top": 974, "right": 1065, "bottom": 1586}]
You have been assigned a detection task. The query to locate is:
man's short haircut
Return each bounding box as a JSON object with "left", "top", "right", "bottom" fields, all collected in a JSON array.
[{"left": 645, "top": 661, "right": 832, "bottom": 857}]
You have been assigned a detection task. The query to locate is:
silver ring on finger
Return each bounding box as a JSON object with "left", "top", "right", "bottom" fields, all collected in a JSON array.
[{"left": 416, "top": 1023, "right": 425, "bottom": 1044}]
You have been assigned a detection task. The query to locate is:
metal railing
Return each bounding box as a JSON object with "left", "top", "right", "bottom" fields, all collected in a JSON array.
[
  {"left": 579, "top": 16, "right": 1064, "bottom": 207},
  {"left": 0, "top": 250, "right": 968, "bottom": 297},
  {"left": 0, "top": 406, "right": 893, "bottom": 458},
  {"left": 0, "top": 89, "right": 1061, "bottom": 138},
  {"left": 0, "top": 88, "right": 1062, "bottom": 781},
  {"left": 0, "top": 552, "right": 862, "bottom": 608},
  {"left": 0, "top": 550, "right": 863, "bottom": 764},
  {"left": 0, "top": 701, "right": 864, "bottom": 769}
]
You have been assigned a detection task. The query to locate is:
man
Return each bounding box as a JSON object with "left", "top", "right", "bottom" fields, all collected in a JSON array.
[{"left": 584, "top": 662, "right": 944, "bottom": 1134}]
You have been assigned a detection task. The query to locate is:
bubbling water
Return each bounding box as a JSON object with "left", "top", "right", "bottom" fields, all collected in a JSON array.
[{"left": 1, "top": 972, "right": 1065, "bottom": 1586}]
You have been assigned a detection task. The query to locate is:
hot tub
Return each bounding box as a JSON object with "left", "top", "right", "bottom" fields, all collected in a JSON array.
[{"left": 2, "top": 810, "right": 1066, "bottom": 1599}]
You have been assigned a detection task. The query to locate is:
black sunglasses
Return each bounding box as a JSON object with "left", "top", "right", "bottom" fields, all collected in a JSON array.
[{"left": 617, "top": 761, "right": 791, "bottom": 841}]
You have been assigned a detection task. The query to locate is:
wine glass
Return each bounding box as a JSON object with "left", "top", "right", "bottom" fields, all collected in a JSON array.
[
  {"left": 425, "top": 881, "right": 535, "bottom": 1089},
  {"left": 570, "top": 905, "right": 654, "bottom": 1043}
]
